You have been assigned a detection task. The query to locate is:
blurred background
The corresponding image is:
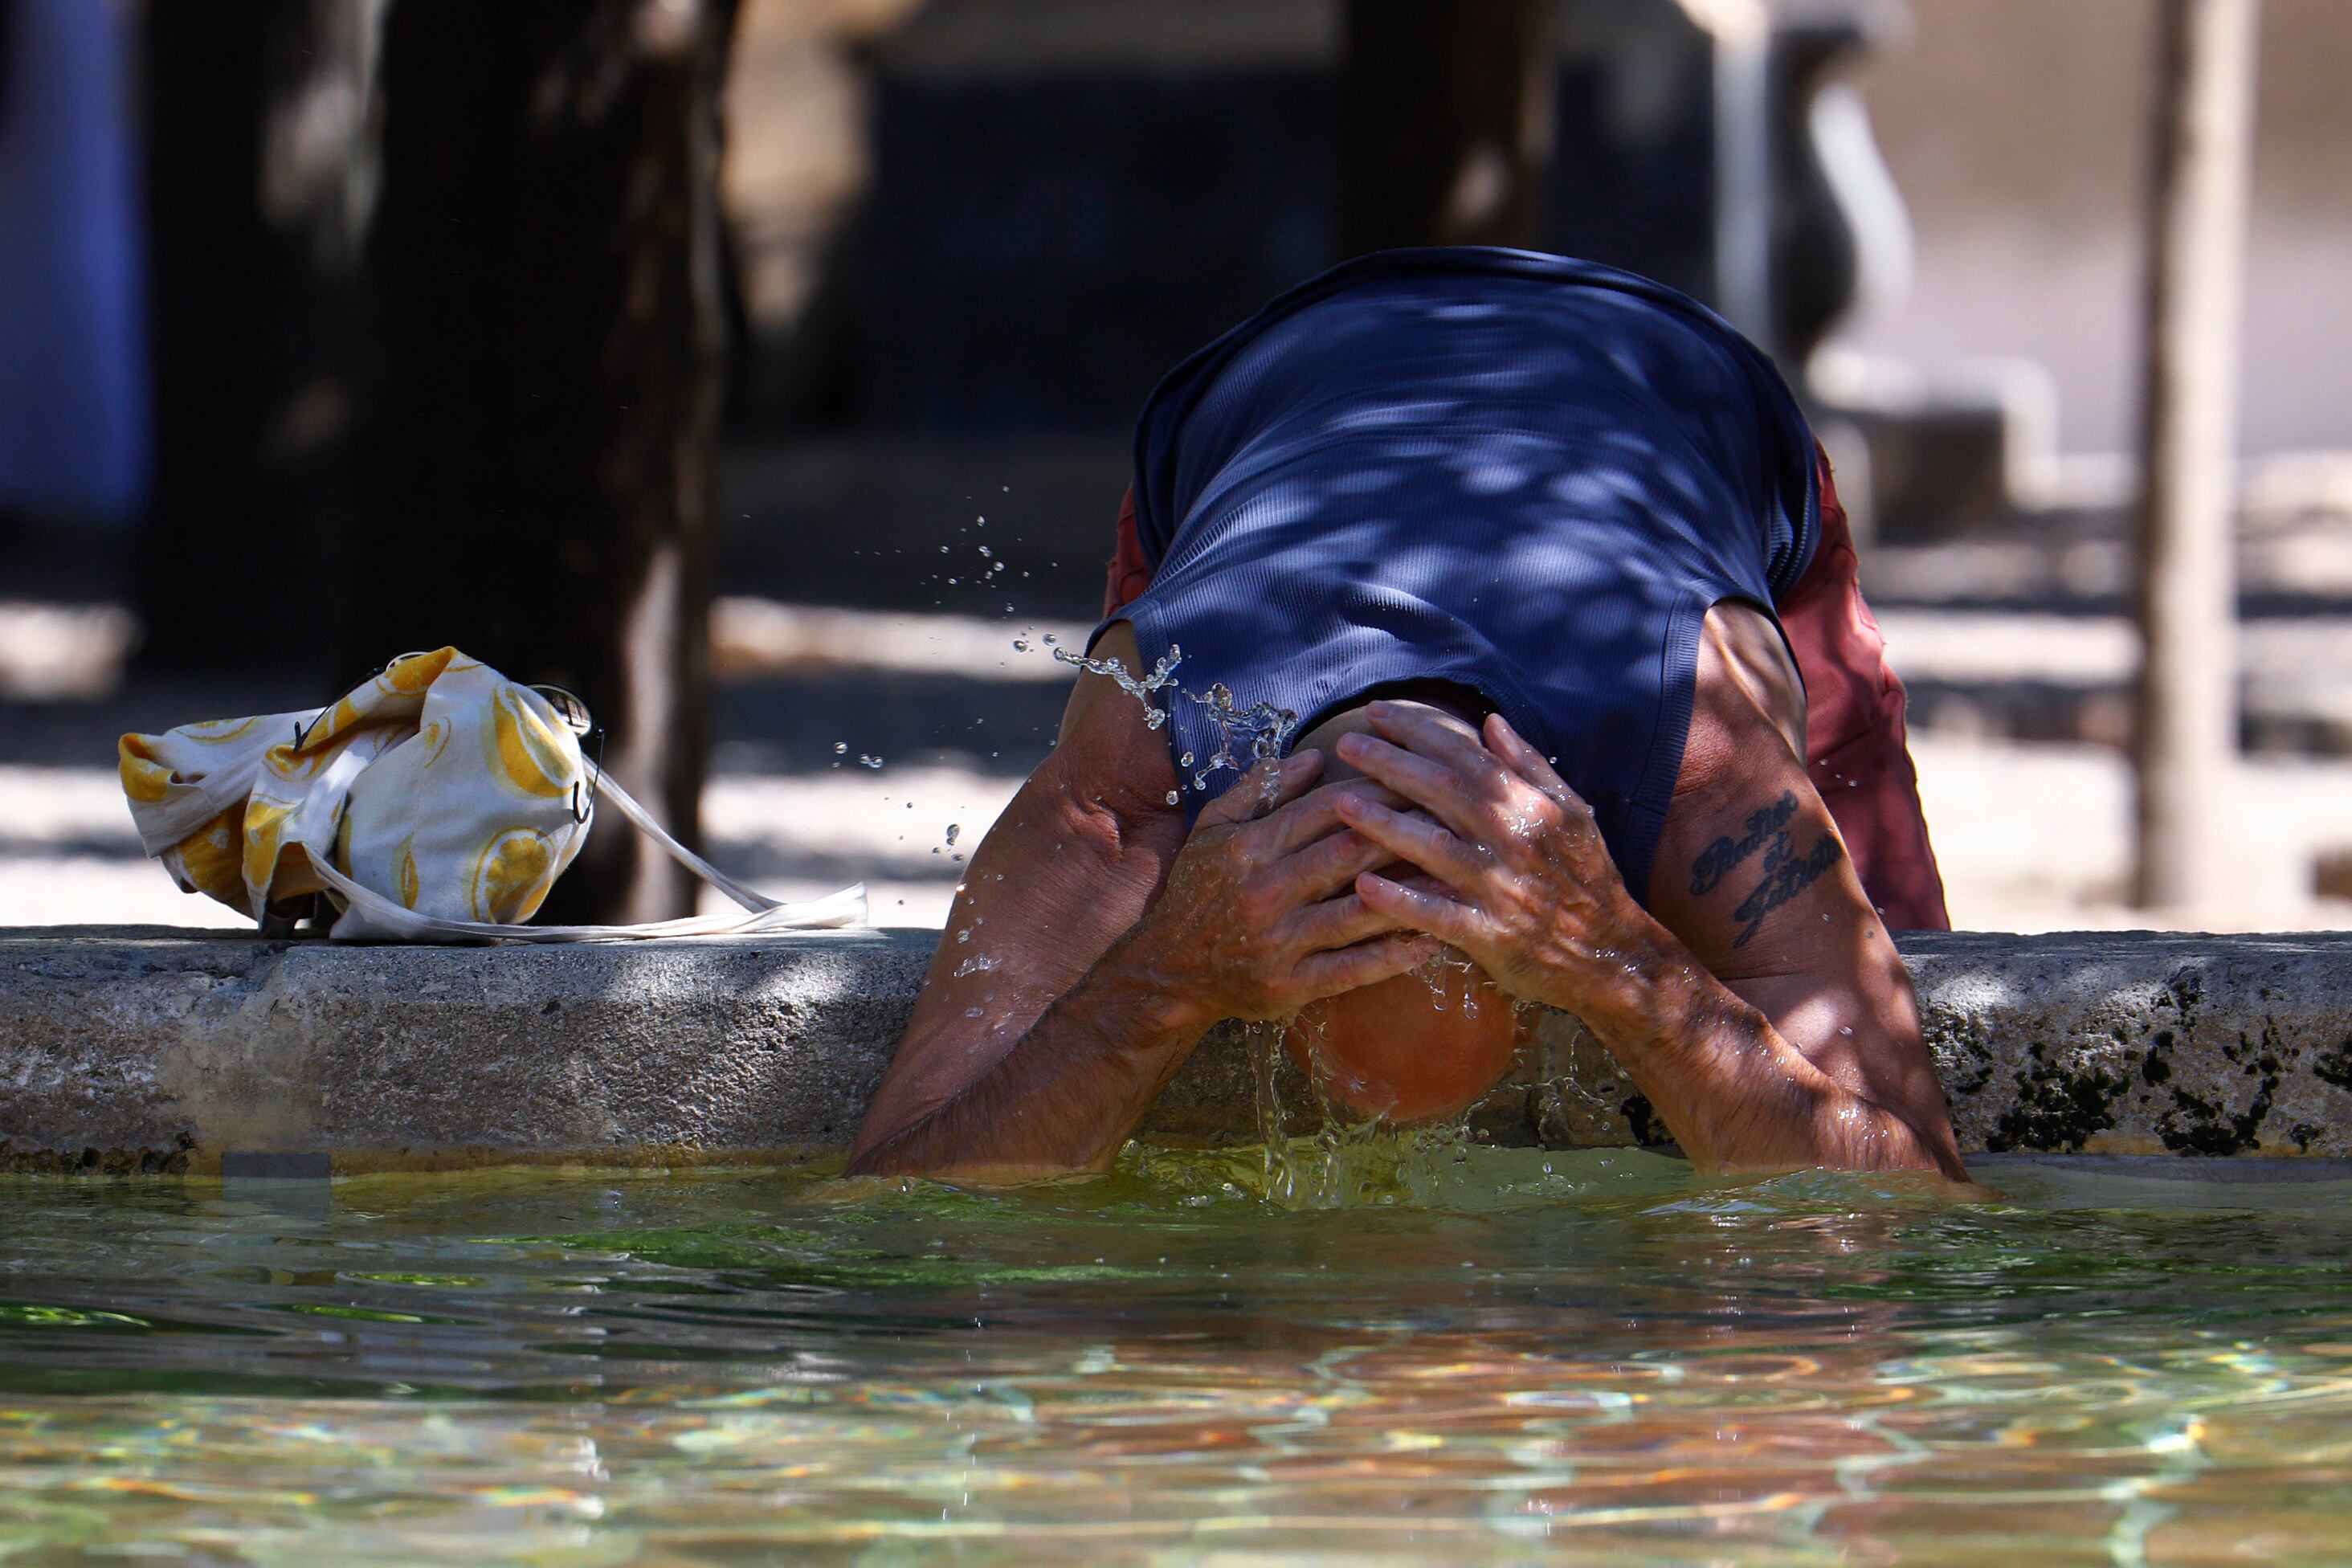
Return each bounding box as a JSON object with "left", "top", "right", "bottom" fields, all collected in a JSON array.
[{"left": 2, "top": 0, "right": 2346, "bottom": 933}]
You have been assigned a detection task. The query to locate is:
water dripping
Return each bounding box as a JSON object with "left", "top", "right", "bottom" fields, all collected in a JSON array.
[{"left": 1243, "top": 1019, "right": 1300, "bottom": 1205}]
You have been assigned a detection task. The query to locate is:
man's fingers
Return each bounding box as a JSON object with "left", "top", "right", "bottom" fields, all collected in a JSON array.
[
  {"left": 1272, "top": 826, "right": 1393, "bottom": 909},
  {"left": 1354, "top": 871, "right": 1484, "bottom": 948},
  {"left": 1333, "top": 731, "right": 1497, "bottom": 842},
  {"left": 1292, "top": 933, "right": 1441, "bottom": 997},
  {"left": 1255, "top": 777, "right": 1407, "bottom": 856},
  {"left": 1365, "top": 700, "right": 1495, "bottom": 774},
  {"left": 1280, "top": 890, "right": 1403, "bottom": 953},
  {"left": 1332, "top": 792, "right": 1488, "bottom": 889},
  {"left": 1196, "top": 749, "right": 1322, "bottom": 830},
  {"left": 1484, "top": 714, "right": 1579, "bottom": 805}
]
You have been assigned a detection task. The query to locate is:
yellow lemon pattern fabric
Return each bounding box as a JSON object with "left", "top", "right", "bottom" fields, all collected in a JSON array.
[
  {"left": 486, "top": 684, "right": 574, "bottom": 800},
  {"left": 468, "top": 827, "right": 557, "bottom": 923},
  {"left": 120, "top": 647, "right": 590, "bottom": 935}
]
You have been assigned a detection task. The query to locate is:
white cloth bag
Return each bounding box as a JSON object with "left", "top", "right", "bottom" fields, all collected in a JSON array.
[{"left": 119, "top": 647, "right": 864, "bottom": 941}]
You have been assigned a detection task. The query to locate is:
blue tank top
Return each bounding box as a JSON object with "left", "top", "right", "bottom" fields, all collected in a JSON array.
[{"left": 1110, "top": 247, "right": 1820, "bottom": 904}]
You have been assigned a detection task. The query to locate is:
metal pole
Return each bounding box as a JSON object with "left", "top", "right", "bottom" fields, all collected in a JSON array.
[{"left": 2132, "top": 0, "right": 2259, "bottom": 913}]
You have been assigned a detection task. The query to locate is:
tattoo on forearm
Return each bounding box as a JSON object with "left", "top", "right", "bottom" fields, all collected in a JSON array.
[
  {"left": 1730, "top": 831, "right": 1843, "bottom": 947},
  {"left": 1688, "top": 791, "right": 1798, "bottom": 894}
]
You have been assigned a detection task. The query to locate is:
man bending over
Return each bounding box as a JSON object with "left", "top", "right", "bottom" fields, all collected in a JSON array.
[{"left": 849, "top": 248, "right": 1965, "bottom": 1183}]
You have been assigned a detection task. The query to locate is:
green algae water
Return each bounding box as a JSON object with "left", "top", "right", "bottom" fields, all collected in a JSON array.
[{"left": 3, "top": 1151, "right": 2351, "bottom": 1565}]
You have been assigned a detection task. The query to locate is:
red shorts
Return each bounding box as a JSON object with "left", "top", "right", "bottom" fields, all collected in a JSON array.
[{"left": 1099, "top": 451, "right": 1951, "bottom": 930}]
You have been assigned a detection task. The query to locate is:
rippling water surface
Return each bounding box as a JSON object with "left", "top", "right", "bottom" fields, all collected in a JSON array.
[{"left": 2, "top": 1149, "right": 2350, "bottom": 1565}]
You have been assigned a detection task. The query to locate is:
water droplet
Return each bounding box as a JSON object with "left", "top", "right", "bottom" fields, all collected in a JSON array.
[
  {"left": 939, "top": 545, "right": 949, "bottom": 553},
  {"left": 1013, "top": 639, "right": 1030, "bottom": 652},
  {"left": 858, "top": 753, "right": 884, "bottom": 769},
  {"left": 945, "top": 823, "right": 961, "bottom": 846},
  {"left": 977, "top": 545, "right": 992, "bottom": 557},
  {"left": 1165, "top": 790, "right": 1179, "bottom": 805},
  {"left": 956, "top": 928, "right": 970, "bottom": 943},
  {"left": 1041, "top": 633, "right": 1059, "bottom": 646},
  {"left": 832, "top": 741, "right": 847, "bottom": 753}
]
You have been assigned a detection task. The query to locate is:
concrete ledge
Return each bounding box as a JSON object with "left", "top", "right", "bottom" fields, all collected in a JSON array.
[{"left": 4, "top": 926, "right": 2350, "bottom": 1172}]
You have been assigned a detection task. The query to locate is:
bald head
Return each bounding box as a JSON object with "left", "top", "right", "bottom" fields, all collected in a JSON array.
[{"left": 1294, "top": 693, "right": 1486, "bottom": 784}]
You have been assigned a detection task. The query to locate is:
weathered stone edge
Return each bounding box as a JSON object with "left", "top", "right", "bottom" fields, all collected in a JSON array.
[{"left": 4, "top": 926, "right": 2350, "bottom": 1171}]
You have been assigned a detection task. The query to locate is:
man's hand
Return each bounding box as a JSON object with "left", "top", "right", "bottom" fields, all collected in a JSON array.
[
  {"left": 1114, "top": 749, "right": 1439, "bottom": 1031},
  {"left": 1332, "top": 703, "right": 1683, "bottom": 1031}
]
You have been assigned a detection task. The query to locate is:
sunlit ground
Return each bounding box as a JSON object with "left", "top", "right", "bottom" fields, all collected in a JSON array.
[{"left": 2, "top": 600, "right": 2347, "bottom": 935}]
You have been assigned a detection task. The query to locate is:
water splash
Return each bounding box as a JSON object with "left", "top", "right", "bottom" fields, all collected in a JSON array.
[
  {"left": 1054, "top": 639, "right": 1299, "bottom": 806},
  {"left": 1053, "top": 642, "right": 1185, "bottom": 731},
  {"left": 1179, "top": 682, "right": 1299, "bottom": 803}
]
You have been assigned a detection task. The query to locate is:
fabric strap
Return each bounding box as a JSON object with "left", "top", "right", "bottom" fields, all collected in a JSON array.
[{"left": 292, "top": 750, "right": 864, "bottom": 942}]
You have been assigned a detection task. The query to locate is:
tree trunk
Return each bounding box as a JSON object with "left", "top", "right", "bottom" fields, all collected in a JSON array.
[
  {"left": 354, "top": 0, "right": 738, "bottom": 924},
  {"left": 1337, "top": 0, "right": 1555, "bottom": 256},
  {"left": 136, "top": 0, "right": 377, "bottom": 671},
  {"left": 2131, "top": 0, "right": 2258, "bottom": 913}
]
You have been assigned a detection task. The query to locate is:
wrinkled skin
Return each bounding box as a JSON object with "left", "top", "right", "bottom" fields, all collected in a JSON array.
[
  {"left": 1336, "top": 704, "right": 1677, "bottom": 1027},
  {"left": 1102, "top": 752, "right": 1439, "bottom": 1026}
]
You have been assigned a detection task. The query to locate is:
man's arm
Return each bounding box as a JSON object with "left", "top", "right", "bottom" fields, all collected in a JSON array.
[
  {"left": 1631, "top": 607, "right": 1958, "bottom": 1174},
  {"left": 1329, "top": 613, "right": 1964, "bottom": 1178},
  {"left": 848, "top": 625, "right": 1428, "bottom": 1180},
  {"left": 845, "top": 713, "right": 1190, "bottom": 1180}
]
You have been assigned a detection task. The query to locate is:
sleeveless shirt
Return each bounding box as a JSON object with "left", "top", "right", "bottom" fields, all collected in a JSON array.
[{"left": 1109, "top": 247, "right": 1820, "bottom": 904}]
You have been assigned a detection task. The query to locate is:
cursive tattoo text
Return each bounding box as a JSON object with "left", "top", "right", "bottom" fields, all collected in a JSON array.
[
  {"left": 1730, "top": 831, "right": 1843, "bottom": 947},
  {"left": 1688, "top": 791, "right": 1798, "bottom": 895}
]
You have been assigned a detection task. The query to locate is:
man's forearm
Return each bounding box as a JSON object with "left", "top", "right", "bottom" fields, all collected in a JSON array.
[
  {"left": 846, "top": 952, "right": 1205, "bottom": 1180},
  {"left": 1579, "top": 936, "right": 1963, "bottom": 1178}
]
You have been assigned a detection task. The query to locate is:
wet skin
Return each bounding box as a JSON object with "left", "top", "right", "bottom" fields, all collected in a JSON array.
[{"left": 848, "top": 605, "right": 1966, "bottom": 1184}]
